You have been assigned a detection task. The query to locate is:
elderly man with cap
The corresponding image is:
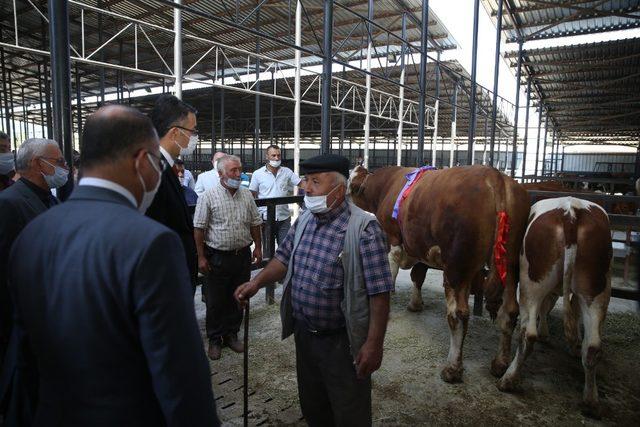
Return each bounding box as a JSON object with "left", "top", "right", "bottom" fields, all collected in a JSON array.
[{"left": 235, "top": 154, "right": 393, "bottom": 426}]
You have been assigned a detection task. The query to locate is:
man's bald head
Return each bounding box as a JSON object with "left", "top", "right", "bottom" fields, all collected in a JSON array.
[
  {"left": 212, "top": 151, "right": 226, "bottom": 162},
  {"left": 81, "top": 105, "right": 158, "bottom": 169}
]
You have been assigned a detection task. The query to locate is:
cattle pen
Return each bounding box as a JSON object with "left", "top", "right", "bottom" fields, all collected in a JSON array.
[{"left": 2, "top": 0, "right": 640, "bottom": 426}]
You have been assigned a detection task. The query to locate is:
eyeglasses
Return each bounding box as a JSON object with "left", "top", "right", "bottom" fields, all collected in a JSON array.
[
  {"left": 40, "top": 157, "right": 68, "bottom": 168},
  {"left": 173, "top": 126, "right": 198, "bottom": 136}
]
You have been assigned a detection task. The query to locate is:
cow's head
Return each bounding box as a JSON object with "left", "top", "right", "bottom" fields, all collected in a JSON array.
[{"left": 348, "top": 165, "right": 371, "bottom": 209}]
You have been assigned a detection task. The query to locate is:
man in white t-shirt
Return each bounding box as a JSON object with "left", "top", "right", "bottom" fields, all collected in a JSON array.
[
  {"left": 194, "top": 151, "right": 226, "bottom": 196},
  {"left": 249, "top": 145, "right": 305, "bottom": 246}
]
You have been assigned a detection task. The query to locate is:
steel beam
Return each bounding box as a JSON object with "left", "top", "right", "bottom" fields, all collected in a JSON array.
[
  {"left": 541, "top": 120, "right": 549, "bottom": 176},
  {"left": 396, "top": 14, "right": 407, "bottom": 167},
  {"left": 320, "top": 0, "right": 333, "bottom": 155},
  {"left": 521, "top": 79, "right": 531, "bottom": 179},
  {"left": 510, "top": 40, "right": 523, "bottom": 177},
  {"left": 534, "top": 109, "right": 542, "bottom": 178},
  {"left": 431, "top": 50, "right": 440, "bottom": 167},
  {"left": 467, "top": 0, "right": 480, "bottom": 166},
  {"left": 294, "top": 0, "right": 301, "bottom": 179},
  {"left": 363, "top": 0, "right": 373, "bottom": 168},
  {"left": 173, "top": 0, "right": 183, "bottom": 99},
  {"left": 449, "top": 82, "right": 458, "bottom": 168},
  {"left": 416, "top": 0, "right": 429, "bottom": 166},
  {"left": 254, "top": 1, "right": 261, "bottom": 170},
  {"left": 488, "top": 0, "right": 504, "bottom": 167},
  {"left": 48, "top": 0, "right": 74, "bottom": 199},
  {"left": 75, "top": 65, "right": 83, "bottom": 145}
]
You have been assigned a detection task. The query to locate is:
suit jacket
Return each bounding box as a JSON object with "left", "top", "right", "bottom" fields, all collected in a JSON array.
[
  {"left": 8, "top": 185, "right": 219, "bottom": 427},
  {"left": 0, "top": 180, "right": 49, "bottom": 363},
  {"left": 146, "top": 165, "right": 198, "bottom": 285}
]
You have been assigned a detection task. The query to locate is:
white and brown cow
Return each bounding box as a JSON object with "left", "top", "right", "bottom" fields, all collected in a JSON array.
[
  {"left": 350, "top": 165, "right": 530, "bottom": 382},
  {"left": 497, "top": 197, "right": 612, "bottom": 418}
]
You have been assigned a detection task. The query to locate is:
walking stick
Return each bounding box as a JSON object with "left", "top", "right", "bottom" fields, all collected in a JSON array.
[{"left": 243, "top": 301, "right": 249, "bottom": 427}]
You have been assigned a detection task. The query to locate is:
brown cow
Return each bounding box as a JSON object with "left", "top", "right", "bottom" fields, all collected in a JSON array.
[
  {"left": 497, "top": 197, "right": 612, "bottom": 418},
  {"left": 349, "top": 165, "right": 530, "bottom": 382}
]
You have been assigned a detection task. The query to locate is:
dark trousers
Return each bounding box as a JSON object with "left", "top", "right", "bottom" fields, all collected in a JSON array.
[
  {"left": 204, "top": 246, "right": 251, "bottom": 343},
  {"left": 261, "top": 217, "right": 291, "bottom": 254},
  {"left": 293, "top": 322, "right": 371, "bottom": 427}
]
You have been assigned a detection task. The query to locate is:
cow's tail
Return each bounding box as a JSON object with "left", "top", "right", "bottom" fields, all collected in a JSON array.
[{"left": 483, "top": 172, "right": 509, "bottom": 319}]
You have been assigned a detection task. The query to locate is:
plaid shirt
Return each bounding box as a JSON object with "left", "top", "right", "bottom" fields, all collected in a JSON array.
[{"left": 274, "top": 201, "right": 394, "bottom": 330}]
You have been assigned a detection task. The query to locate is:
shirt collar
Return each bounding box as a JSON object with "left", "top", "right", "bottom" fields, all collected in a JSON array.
[
  {"left": 314, "top": 199, "right": 349, "bottom": 226},
  {"left": 78, "top": 177, "right": 138, "bottom": 208},
  {"left": 159, "top": 146, "right": 175, "bottom": 167}
]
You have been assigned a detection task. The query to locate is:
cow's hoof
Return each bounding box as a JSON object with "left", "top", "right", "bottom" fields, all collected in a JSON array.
[
  {"left": 440, "top": 365, "right": 463, "bottom": 383},
  {"left": 496, "top": 376, "right": 519, "bottom": 393},
  {"left": 490, "top": 358, "right": 509, "bottom": 378},
  {"left": 407, "top": 302, "right": 424, "bottom": 312},
  {"left": 580, "top": 401, "right": 602, "bottom": 420}
]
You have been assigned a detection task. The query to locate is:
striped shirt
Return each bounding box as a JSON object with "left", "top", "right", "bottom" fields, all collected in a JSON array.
[
  {"left": 193, "top": 183, "right": 262, "bottom": 250},
  {"left": 274, "top": 201, "right": 394, "bottom": 330}
]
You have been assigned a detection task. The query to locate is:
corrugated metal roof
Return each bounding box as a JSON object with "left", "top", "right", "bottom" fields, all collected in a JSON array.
[
  {"left": 505, "top": 37, "right": 640, "bottom": 139},
  {"left": 482, "top": 0, "right": 640, "bottom": 43}
]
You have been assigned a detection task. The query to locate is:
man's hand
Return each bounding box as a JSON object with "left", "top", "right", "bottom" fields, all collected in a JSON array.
[
  {"left": 234, "top": 281, "right": 260, "bottom": 308},
  {"left": 252, "top": 247, "right": 263, "bottom": 266},
  {"left": 198, "top": 255, "right": 210, "bottom": 275},
  {"left": 355, "top": 339, "right": 383, "bottom": 379}
]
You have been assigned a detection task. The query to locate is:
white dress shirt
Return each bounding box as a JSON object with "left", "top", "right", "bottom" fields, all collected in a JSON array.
[
  {"left": 159, "top": 146, "right": 175, "bottom": 167},
  {"left": 194, "top": 169, "right": 220, "bottom": 196},
  {"left": 248, "top": 165, "right": 301, "bottom": 221}
]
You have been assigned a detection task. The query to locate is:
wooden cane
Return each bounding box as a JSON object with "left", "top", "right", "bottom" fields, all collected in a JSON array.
[{"left": 243, "top": 301, "right": 249, "bottom": 427}]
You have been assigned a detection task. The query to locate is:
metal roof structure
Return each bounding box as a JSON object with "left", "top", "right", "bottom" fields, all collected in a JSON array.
[
  {"left": 505, "top": 38, "right": 640, "bottom": 143},
  {"left": 482, "top": 0, "right": 640, "bottom": 43}
]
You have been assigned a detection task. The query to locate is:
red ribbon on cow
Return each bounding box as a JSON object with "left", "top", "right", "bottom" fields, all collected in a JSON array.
[{"left": 493, "top": 211, "right": 510, "bottom": 287}]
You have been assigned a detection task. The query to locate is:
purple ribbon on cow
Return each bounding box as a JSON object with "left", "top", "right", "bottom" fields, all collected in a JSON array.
[{"left": 392, "top": 166, "right": 437, "bottom": 221}]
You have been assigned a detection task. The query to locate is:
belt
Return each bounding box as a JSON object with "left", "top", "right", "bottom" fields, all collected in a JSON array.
[
  {"left": 295, "top": 318, "right": 345, "bottom": 336},
  {"left": 206, "top": 245, "right": 250, "bottom": 256}
]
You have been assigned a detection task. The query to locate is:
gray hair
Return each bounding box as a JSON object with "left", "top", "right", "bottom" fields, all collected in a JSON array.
[
  {"left": 216, "top": 154, "right": 242, "bottom": 173},
  {"left": 15, "top": 138, "right": 59, "bottom": 172},
  {"left": 331, "top": 171, "right": 347, "bottom": 187}
]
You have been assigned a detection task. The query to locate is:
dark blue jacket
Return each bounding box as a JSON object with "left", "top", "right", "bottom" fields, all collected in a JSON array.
[{"left": 8, "top": 185, "right": 219, "bottom": 427}]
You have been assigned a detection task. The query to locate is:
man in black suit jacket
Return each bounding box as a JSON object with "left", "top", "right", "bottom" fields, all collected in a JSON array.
[
  {"left": 0, "top": 138, "right": 66, "bottom": 366},
  {"left": 146, "top": 94, "right": 199, "bottom": 291},
  {"left": 8, "top": 105, "right": 219, "bottom": 426}
]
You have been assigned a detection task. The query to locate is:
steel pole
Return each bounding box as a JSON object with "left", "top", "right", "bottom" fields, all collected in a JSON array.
[
  {"left": 363, "top": 0, "right": 373, "bottom": 168},
  {"left": 396, "top": 13, "right": 407, "bottom": 167},
  {"left": 540, "top": 119, "right": 549, "bottom": 177},
  {"left": 48, "top": 0, "right": 74, "bottom": 199},
  {"left": 521, "top": 79, "right": 531, "bottom": 179},
  {"left": 533, "top": 108, "right": 542, "bottom": 178},
  {"left": 75, "top": 65, "right": 83, "bottom": 145},
  {"left": 173, "top": 0, "right": 183, "bottom": 99},
  {"left": 488, "top": 0, "right": 504, "bottom": 167},
  {"left": 467, "top": 0, "right": 480, "bottom": 165},
  {"left": 254, "top": 3, "right": 261, "bottom": 170},
  {"left": 0, "top": 47, "right": 10, "bottom": 138},
  {"left": 294, "top": 0, "right": 301, "bottom": 181},
  {"left": 320, "top": 0, "right": 333, "bottom": 155},
  {"left": 549, "top": 127, "right": 556, "bottom": 176},
  {"left": 416, "top": 0, "right": 430, "bottom": 166},
  {"left": 431, "top": 50, "right": 440, "bottom": 167},
  {"left": 510, "top": 40, "right": 523, "bottom": 177},
  {"left": 449, "top": 82, "right": 458, "bottom": 168}
]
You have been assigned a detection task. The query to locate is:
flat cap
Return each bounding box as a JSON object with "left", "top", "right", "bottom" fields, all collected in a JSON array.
[{"left": 301, "top": 154, "right": 350, "bottom": 178}]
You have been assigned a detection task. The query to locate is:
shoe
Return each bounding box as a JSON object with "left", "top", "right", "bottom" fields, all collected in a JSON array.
[
  {"left": 224, "top": 334, "right": 244, "bottom": 353},
  {"left": 207, "top": 341, "right": 222, "bottom": 360}
]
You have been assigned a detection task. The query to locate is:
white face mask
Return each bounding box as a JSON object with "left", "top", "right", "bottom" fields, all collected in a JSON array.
[
  {"left": 269, "top": 160, "right": 281, "bottom": 168},
  {"left": 40, "top": 159, "right": 69, "bottom": 189},
  {"left": 224, "top": 177, "right": 241, "bottom": 189},
  {"left": 136, "top": 153, "right": 162, "bottom": 213},
  {"left": 304, "top": 184, "right": 341, "bottom": 214},
  {"left": 0, "top": 152, "right": 15, "bottom": 175},
  {"left": 175, "top": 129, "right": 198, "bottom": 156}
]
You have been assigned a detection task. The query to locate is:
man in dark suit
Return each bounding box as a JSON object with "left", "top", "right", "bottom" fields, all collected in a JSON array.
[
  {"left": 7, "top": 105, "right": 219, "bottom": 426},
  {"left": 146, "top": 94, "right": 199, "bottom": 291}
]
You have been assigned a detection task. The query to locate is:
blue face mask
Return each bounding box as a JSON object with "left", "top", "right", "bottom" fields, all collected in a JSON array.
[
  {"left": 40, "top": 159, "right": 69, "bottom": 189},
  {"left": 0, "top": 153, "right": 15, "bottom": 175},
  {"left": 225, "top": 177, "right": 241, "bottom": 189}
]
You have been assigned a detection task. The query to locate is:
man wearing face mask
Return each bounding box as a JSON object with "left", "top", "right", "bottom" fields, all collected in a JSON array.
[
  {"left": 193, "top": 155, "right": 263, "bottom": 360},
  {"left": 6, "top": 105, "right": 219, "bottom": 426},
  {"left": 0, "top": 132, "right": 15, "bottom": 191},
  {"left": 0, "top": 138, "right": 65, "bottom": 363},
  {"left": 249, "top": 145, "right": 304, "bottom": 247},
  {"left": 235, "top": 154, "right": 393, "bottom": 427},
  {"left": 147, "top": 94, "right": 199, "bottom": 292},
  {"left": 194, "top": 151, "right": 226, "bottom": 196}
]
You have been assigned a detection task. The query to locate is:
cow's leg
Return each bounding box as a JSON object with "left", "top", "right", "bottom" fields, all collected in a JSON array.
[
  {"left": 537, "top": 293, "right": 559, "bottom": 342},
  {"left": 497, "top": 274, "right": 545, "bottom": 391},
  {"left": 441, "top": 279, "right": 471, "bottom": 383},
  {"left": 490, "top": 277, "right": 519, "bottom": 377},
  {"left": 407, "top": 263, "right": 428, "bottom": 312},
  {"left": 387, "top": 245, "right": 402, "bottom": 284},
  {"left": 577, "top": 291, "right": 609, "bottom": 419},
  {"left": 563, "top": 293, "right": 582, "bottom": 357}
]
